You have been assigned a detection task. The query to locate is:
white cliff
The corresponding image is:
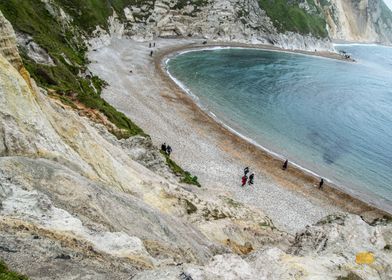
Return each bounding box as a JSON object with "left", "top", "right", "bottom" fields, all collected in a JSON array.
[{"left": 0, "top": 4, "right": 392, "bottom": 280}]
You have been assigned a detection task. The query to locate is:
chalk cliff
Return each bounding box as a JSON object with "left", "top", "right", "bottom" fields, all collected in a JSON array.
[
  {"left": 1, "top": 8, "right": 392, "bottom": 280},
  {"left": 323, "top": 0, "right": 392, "bottom": 44}
]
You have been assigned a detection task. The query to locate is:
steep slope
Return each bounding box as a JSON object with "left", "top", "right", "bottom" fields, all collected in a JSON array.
[
  {"left": 1, "top": 4, "right": 392, "bottom": 280},
  {"left": 1, "top": 23, "right": 392, "bottom": 279},
  {"left": 322, "top": 0, "right": 392, "bottom": 43},
  {"left": 0, "top": 11, "right": 287, "bottom": 278}
]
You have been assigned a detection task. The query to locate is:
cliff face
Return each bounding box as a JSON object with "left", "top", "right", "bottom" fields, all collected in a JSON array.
[
  {"left": 1, "top": 7, "right": 392, "bottom": 280},
  {"left": 84, "top": 0, "right": 392, "bottom": 48},
  {"left": 0, "top": 10, "right": 22, "bottom": 70},
  {"left": 92, "top": 0, "right": 333, "bottom": 51},
  {"left": 322, "top": 0, "right": 392, "bottom": 44}
]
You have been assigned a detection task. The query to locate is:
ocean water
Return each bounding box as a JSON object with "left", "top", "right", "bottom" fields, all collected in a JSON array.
[{"left": 166, "top": 45, "right": 392, "bottom": 211}]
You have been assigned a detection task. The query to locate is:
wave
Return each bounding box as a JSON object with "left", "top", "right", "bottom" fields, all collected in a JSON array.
[{"left": 165, "top": 45, "right": 343, "bottom": 63}]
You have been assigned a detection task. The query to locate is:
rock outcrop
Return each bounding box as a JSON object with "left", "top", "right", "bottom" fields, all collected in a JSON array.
[
  {"left": 0, "top": 11, "right": 286, "bottom": 278},
  {"left": 1, "top": 3, "right": 392, "bottom": 280},
  {"left": 323, "top": 0, "right": 392, "bottom": 44},
  {"left": 86, "top": 0, "right": 392, "bottom": 50},
  {"left": 0, "top": 10, "right": 22, "bottom": 70},
  {"left": 92, "top": 0, "right": 333, "bottom": 51}
]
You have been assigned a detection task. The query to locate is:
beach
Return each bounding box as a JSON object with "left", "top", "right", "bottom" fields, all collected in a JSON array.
[{"left": 88, "top": 38, "right": 388, "bottom": 234}]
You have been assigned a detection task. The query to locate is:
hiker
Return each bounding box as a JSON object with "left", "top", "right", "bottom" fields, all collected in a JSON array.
[
  {"left": 161, "top": 143, "right": 167, "bottom": 153},
  {"left": 166, "top": 145, "right": 172, "bottom": 156},
  {"left": 179, "top": 272, "right": 193, "bottom": 280},
  {"left": 149, "top": 42, "right": 151, "bottom": 48},
  {"left": 244, "top": 167, "right": 249, "bottom": 176},
  {"left": 248, "top": 173, "right": 254, "bottom": 185},
  {"left": 150, "top": 50, "right": 153, "bottom": 56},
  {"left": 241, "top": 175, "right": 248, "bottom": 187},
  {"left": 282, "top": 159, "right": 288, "bottom": 170},
  {"left": 153, "top": 42, "right": 156, "bottom": 47},
  {"left": 319, "top": 178, "right": 324, "bottom": 189}
]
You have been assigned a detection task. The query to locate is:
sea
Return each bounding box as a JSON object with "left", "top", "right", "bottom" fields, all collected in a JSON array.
[{"left": 166, "top": 44, "right": 392, "bottom": 212}]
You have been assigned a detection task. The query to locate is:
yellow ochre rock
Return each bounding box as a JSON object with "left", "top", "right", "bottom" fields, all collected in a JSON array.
[{"left": 355, "top": 252, "right": 375, "bottom": 265}]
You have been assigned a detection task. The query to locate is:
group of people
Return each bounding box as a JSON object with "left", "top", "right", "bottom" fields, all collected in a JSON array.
[
  {"left": 241, "top": 167, "right": 254, "bottom": 186},
  {"left": 161, "top": 143, "right": 173, "bottom": 157},
  {"left": 281, "top": 159, "right": 324, "bottom": 189},
  {"left": 240, "top": 160, "right": 324, "bottom": 188}
]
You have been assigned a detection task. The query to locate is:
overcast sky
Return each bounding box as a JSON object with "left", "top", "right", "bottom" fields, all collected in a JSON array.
[{"left": 385, "top": 0, "right": 392, "bottom": 10}]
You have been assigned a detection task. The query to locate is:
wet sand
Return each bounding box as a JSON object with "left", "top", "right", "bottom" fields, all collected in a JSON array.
[{"left": 89, "top": 38, "right": 389, "bottom": 234}]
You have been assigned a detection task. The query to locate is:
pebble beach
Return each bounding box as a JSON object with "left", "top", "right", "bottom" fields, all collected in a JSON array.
[{"left": 88, "top": 38, "right": 388, "bottom": 233}]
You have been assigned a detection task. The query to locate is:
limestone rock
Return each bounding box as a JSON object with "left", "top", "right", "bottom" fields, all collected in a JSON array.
[
  {"left": 0, "top": 10, "right": 23, "bottom": 70},
  {"left": 16, "top": 32, "right": 55, "bottom": 66},
  {"left": 323, "top": 0, "right": 392, "bottom": 44}
]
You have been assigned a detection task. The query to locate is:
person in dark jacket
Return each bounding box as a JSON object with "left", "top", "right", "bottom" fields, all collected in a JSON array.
[
  {"left": 166, "top": 145, "right": 172, "bottom": 156},
  {"left": 161, "top": 143, "right": 167, "bottom": 153},
  {"left": 282, "top": 159, "right": 288, "bottom": 170},
  {"left": 244, "top": 167, "right": 249, "bottom": 176},
  {"left": 248, "top": 173, "right": 254, "bottom": 185},
  {"left": 319, "top": 178, "right": 324, "bottom": 189}
]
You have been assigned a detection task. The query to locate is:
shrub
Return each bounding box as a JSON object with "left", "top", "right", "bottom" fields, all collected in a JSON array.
[{"left": 0, "top": 260, "right": 28, "bottom": 280}]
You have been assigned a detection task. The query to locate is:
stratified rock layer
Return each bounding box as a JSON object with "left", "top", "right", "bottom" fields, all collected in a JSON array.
[
  {"left": 0, "top": 5, "right": 392, "bottom": 280},
  {"left": 0, "top": 10, "right": 22, "bottom": 70}
]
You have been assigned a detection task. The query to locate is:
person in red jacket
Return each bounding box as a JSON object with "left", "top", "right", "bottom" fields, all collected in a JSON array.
[{"left": 241, "top": 175, "right": 248, "bottom": 187}]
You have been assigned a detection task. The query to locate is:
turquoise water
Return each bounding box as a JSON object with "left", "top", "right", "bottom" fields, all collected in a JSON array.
[{"left": 166, "top": 45, "right": 392, "bottom": 211}]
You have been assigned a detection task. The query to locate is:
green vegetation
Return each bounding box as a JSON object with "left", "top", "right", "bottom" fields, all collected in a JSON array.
[
  {"left": 258, "top": 0, "right": 328, "bottom": 38},
  {"left": 0, "top": 0, "right": 203, "bottom": 184},
  {"left": 58, "top": 0, "right": 157, "bottom": 30},
  {"left": 160, "top": 151, "right": 201, "bottom": 187},
  {"left": 0, "top": 0, "right": 145, "bottom": 138},
  {"left": 0, "top": 260, "right": 28, "bottom": 280}
]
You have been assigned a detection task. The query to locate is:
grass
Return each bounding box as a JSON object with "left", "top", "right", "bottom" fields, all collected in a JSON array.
[
  {"left": 0, "top": 260, "right": 28, "bottom": 280},
  {"left": 160, "top": 151, "right": 201, "bottom": 187},
  {"left": 1, "top": 0, "right": 202, "bottom": 186},
  {"left": 0, "top": 0, "right": 145, "bottom": 139},
  {"left": 258, "top": 0, "right": 328, "bottom": 38},
  {"left": 59, "top": 0, "right": 159, "bottom": 28}
]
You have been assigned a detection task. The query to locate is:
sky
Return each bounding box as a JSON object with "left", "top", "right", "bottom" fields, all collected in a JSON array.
[{"left": 385, "top": 0, "right": 392, "bottom": 11}]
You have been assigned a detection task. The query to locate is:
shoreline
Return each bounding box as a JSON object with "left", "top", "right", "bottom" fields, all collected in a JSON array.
[
  {"left": 88, "top": 38, "right": 390, "bottom": 233},
  {"left": 154, "top": 41, "right": 391, "bottom": 219}
]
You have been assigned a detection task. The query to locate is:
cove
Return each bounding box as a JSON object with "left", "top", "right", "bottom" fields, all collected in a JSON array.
[{"left": 166, "top": 45, "right": 392, "bottom": 211}]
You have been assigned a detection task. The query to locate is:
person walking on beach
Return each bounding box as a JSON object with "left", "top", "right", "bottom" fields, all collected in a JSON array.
[
  {"left": 161, "top": 143, "right": 167, "bottom": 153},
  {"left": 248, "top": 173, "right": 254, "bottom": 185},
  {"left": 244, "top": 167, "right": 249, "bottom": 176},
  {"left": 241, "top": 175, "right": 248, "bottom": 187},
  {"left": 166, "top": 145, "right": 172, "bottom": 157},
  {"left": 282, "top": 159, "right": 288, "bottom": 170},
  {"left": 319, "top": 178, "right": 324, "bottom": 189}
]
